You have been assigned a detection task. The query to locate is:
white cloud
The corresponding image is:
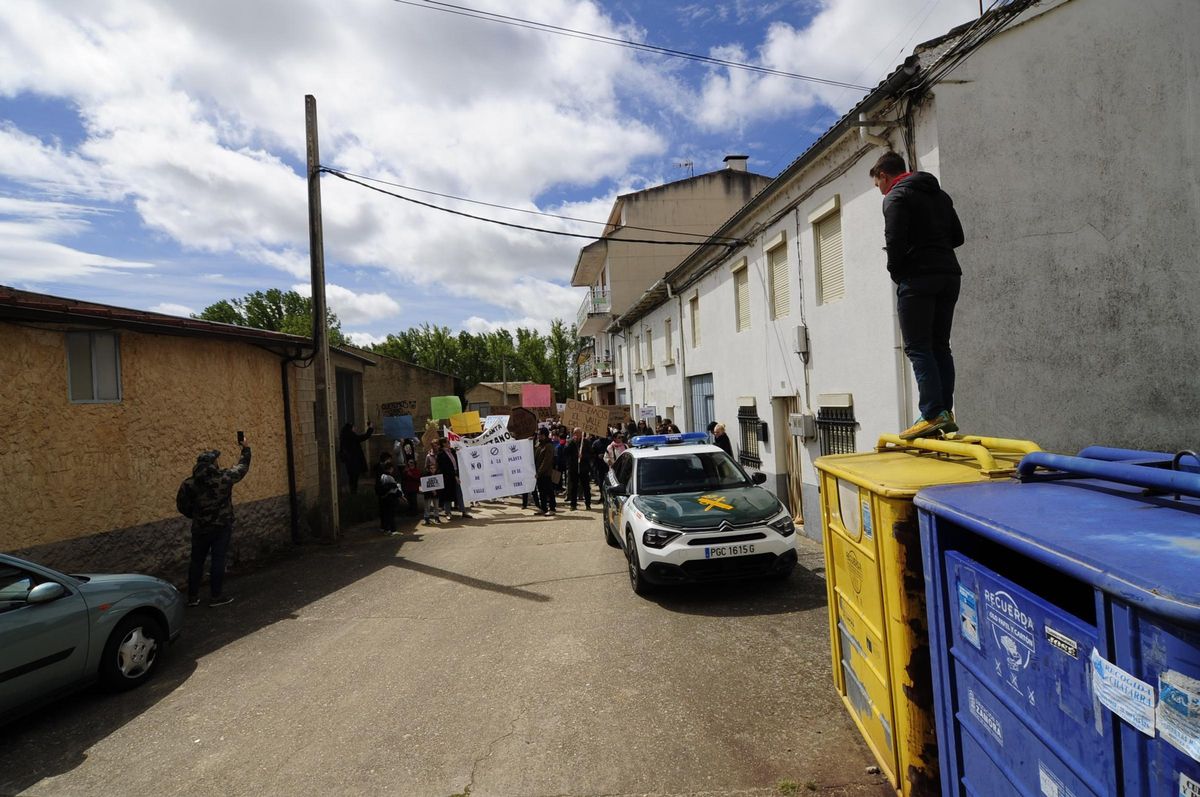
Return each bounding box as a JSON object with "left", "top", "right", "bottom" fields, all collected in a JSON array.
[
  {"left": 291, "top": 282, "right": 401, "bottom": 326},
  {"left": 149, "top": 302, "right": 194, "bottom": 317},
  {"left": 346, "top": 330, "right": 386, "bottom": 348}
]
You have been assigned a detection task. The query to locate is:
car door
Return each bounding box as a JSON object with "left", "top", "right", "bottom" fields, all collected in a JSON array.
[
  {"left": 607, "top": 453, "right": 635, "bottom": 545},
  {"left": 0, "top": 561, "right": 90, "bottom": 716}
]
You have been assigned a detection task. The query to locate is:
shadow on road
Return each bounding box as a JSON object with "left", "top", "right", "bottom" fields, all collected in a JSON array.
[
  {"left": 647, "top": 565, "right": 829, "bottom": 617},
  {"left": 392, "top": 558, "right": 552, "bottom": 602},
  {"left": 0, "top": 520, "right": 415, "bottom": 795}
]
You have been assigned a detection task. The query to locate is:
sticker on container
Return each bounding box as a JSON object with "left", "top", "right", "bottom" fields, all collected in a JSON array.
[
  {"left": 861, "top": 499, "right": 873, "bottom": 540},
  {"left": 1045, "top": 624, "right": 1079, "bottom": 659},
  {"left": 984, "top": 588, "right": 1036, "bottom": 694},
  {"left": 1180, "top": 772, "right": 1200, "bottom": 797},
  {"left": 1158, "top": 672, "right": 1200, "bottom": 764},
  {"left": 1091, "top": 648, "right": 1156, "bottom": 736},
  {"left": 1038, "top": 761, "right": 1076, "bottom": 797},
  {"left": 957, "top": 582, "right": 982, "bottom": 649}
]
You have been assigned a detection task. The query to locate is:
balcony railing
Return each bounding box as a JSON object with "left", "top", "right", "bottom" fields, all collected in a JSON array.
[
  {"left": 578, "top": 350, "right": 614, "bottom": 384},
  {"left": 576, "top": 287, "right": 612, "bottom": 335}
]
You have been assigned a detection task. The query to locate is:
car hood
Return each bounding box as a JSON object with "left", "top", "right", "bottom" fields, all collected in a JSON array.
[
  {"left": 634, "top": 486, "right": 782, "bottom": 529},
  {"left": 72, "top": 573, "right": 177, "bottom": 597}
]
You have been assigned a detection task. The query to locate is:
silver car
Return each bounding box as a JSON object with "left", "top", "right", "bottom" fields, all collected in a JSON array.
[{"left": 0, "top": 552, "right": 184, "bottom": 722}]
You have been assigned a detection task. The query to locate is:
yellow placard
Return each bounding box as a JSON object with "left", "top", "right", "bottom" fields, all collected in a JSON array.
[{"left": 449, "top": 411, "right": 483, "bottom": 435}]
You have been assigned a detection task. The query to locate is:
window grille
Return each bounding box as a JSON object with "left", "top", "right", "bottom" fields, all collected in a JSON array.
[
  {"left": 816, "top": 406, "right": 857, "bottom": 455},
  {"left": 737, "top": 405, "right": 761, "bottom": 468}
]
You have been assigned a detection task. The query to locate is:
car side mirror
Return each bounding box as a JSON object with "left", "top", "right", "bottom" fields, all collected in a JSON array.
[
  {"left": 751, "top": 472, "right": 767, "bottom": 485},
  {"left": 27, "top": 582, "right": 67, "bottom": 604}
]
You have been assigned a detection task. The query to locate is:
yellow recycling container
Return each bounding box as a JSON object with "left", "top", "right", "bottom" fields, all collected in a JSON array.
[{"left": 815, "top": 434, "right": 1040, "bottom": 797}]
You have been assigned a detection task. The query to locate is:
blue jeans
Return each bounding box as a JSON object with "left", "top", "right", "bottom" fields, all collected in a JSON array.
[{"left": 897, "top": 274, "right": 960, "bottom": 421}]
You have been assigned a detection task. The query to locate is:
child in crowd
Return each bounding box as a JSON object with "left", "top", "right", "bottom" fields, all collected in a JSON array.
[
  {"left": 376, "top": 462, "right": 401, "bottom": 536},
  {"left": 400, "top": 459, "right": 422, "bottom": 515},
  {"left": 422, "top": 447, "right": 441, "bottom": 526}
]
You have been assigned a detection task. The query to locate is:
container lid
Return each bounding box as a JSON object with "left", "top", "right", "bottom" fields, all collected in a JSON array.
[
  {"left": 916, "top": 476, "right": 1200, "bottom": 622},
  {"left": 815, "top": 434, "right": 1038, "bottom": 498}
]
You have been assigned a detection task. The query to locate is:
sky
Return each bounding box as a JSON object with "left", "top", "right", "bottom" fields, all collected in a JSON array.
[{"left": 0, "top": 0, "right": 979, "bottom": 347}]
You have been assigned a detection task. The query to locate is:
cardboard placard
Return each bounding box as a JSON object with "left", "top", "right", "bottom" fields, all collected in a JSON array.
[
  {"left": 521, "top": 384, "right": 553, "bottom": 408},
  {"left": 607, "top": 404, "right": 631, "bottom": 426},
  {"left": 490, "top": 404, "right": 513, "bottom": 416},
  {"left": 562, "top": 398, "right": 610, "bottom": 437},
  {"left": 419, "top": 474, "right": 444, "bottom": 493},
  {"left": 450, "top": 411, "right": 483, "bottom": 434},
  {"left": 507, "top": 407, "right": 538, "bottom": 440}
]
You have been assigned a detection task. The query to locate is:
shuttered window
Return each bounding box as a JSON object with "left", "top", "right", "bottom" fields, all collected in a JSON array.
[
  {"left": 815, "top": 210, "right": 844, "bottom": 303},
  {"left": 663, "top": 318, "right": 673, "bottom": 364},
  {"left": 644, "top": 329, "right": 653, "bottom": 368},
  {"left": 768, "top": 243, "right": 790, "bottom": 319},
  {"left": 734, "top": 267, "right": 750, "bottom": 332}
]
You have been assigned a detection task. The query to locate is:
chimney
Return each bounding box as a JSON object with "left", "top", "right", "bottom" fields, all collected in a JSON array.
[{"left": 723, "top": 154, "right": 748, "bottom": 172}]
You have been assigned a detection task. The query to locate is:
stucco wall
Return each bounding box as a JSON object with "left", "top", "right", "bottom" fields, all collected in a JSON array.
[
  {"left": 1, "top": 322, "right": 295, "bottom": 578},
  {"left": 932, "top": 0, "right": 1200, "bottom": 452}
]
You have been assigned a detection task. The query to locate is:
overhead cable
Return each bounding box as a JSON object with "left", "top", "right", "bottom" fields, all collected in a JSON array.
[
  {"left": 393, "top": 0, "right": 872, "bottom": 91},
  {"left": 327, "top": 168, "right": 744, "bottom": 243},
  {"left": 320, "top": 168, "right": 742, "bottom": 248}
]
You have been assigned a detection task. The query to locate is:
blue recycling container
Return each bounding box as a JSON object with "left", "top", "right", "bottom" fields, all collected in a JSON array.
[{"left": 916, "top": 449, "right": 1200, "bottom": 796}]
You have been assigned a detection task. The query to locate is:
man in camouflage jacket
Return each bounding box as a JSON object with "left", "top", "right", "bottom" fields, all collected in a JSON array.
[{"left": 185, "top": 439, "right": 251, "bottom": 607}]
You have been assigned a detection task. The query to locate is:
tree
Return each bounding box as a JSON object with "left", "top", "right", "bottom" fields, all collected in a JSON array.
[{"left": 196, "top": 289, "right": 346, "bottom": 346}]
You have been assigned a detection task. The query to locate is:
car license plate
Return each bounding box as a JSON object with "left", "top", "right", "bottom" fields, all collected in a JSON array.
[{"left": 704, "top": 543, "right": 755, "bottom": 559}]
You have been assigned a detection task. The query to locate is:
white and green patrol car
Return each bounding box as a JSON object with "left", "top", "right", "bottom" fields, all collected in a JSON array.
[{"left": 602, "top": 433, "right": 798, "bottom": 595}]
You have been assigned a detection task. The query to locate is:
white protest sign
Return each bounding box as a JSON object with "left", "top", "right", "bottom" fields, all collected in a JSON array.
[
  {"left": 419, "top": 474, "right": 444, "bottom": 493},
  {"left": 460, "top": 436, "right": 534, "bottom": 501},
  {"left": 640, "top": 404, "right": 657, "bottom": 422}
]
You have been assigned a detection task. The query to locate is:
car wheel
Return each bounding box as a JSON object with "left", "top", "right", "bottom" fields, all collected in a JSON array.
[
  {"left": 625, "top": 530, "right": 654, "bottom": 596},
  {"left": 602, "top": 510, "right": 620, "bottom": 548},
  {"left": 100, "top": 612, "right": 165, "bottom": 691}
]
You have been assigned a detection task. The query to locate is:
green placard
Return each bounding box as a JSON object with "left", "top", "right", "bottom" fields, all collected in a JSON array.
[{"left": 430, "top": 395, "right": 462, "bottom": 420}]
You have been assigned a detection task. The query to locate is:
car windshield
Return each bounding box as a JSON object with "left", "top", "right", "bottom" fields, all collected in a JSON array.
[{"left": 636, "top": 450, "right": 750, "bottom": 495}]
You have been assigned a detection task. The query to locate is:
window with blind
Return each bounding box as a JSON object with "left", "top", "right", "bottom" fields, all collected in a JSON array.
[
  {"left": 815, "top": 209, "right": 844, "bottom": 303},
  {"left": 689, "top": 295, "right": 700, "bottom": 347},
  {"left": 768, "top": 243, "right": 790, "bottom": 319},
  {"left": 634, "top": 335, "right": 642, "bottom": 371},
  {"left": 644, "top": 329, "right": 653, "bottom": 368},
  {"left": 67, "top": 331, "right": 122, "bottom": 402},
  {"left": 734, "top": 267, "right": 750, "bottom": 332},
  {"left": 663, "top": 318, "right": 673, "bottom": 364}
]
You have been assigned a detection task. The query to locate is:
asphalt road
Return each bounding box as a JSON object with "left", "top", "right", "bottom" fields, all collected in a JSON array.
[{"left": 0, "top": 498, "right": 891, "bottom": 797}]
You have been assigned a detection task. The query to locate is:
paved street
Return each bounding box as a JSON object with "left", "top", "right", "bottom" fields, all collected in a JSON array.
[{"left": 1, "top": 500, "right": 889, "bottom": 797}]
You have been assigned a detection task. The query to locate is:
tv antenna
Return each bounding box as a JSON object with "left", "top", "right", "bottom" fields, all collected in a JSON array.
[{"left": 675, "top": 159, "right": 694, "bottom": 178}]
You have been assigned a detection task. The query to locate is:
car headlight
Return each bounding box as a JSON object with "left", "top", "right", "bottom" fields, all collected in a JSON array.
[
  {"left": 769, "top": 514, "right": 796, "bottom": 537},
  {"left": 642, "top": 527, "right": 681, "bottom": 549}
]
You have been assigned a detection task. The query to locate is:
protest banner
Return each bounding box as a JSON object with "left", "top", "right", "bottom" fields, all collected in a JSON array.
[
  {"left": 562, "top": 398, "right": 610, "bottom": 437},
  {"left": 430, "top": 395, "right": 462, "bottom": 420},
  {"left": 419, "top": 474, "right": 444, "bottom": 493},
  {"left": 608, "top": 405, "right": 631, "bottom": 426},
  {"left": 639, "top": 405, "right": 658, "bottom": 423},
  {"left": 521, "top": 384, "right": 553, "bottom": 408},
  {"left": 459, "top": 436, "right": 533, "bottom": 501}
]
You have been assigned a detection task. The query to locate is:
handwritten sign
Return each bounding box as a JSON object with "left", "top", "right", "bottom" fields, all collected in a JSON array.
[
  {"left": 608, "top": 405, "right": 631, "bottom": 426},
  {"left": 419, "top": 474, "right": 444, "bottom": 493},
  {"left": 562, "top": 398, "right": 610, "bottom": 437}
]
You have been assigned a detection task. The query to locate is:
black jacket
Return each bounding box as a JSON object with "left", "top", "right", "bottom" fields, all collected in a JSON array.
[{"left": 881, "top": 172, "right": 964, "bottom": 283}]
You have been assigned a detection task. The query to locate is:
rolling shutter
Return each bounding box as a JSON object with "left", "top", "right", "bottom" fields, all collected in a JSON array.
[
  {"left": 769, "top": 244, "right": 789, "bottom": 318},
  {"left": 735, "top": 268, "right": 750, "bottom": 331},
  {"left": 816, "top": 211, "right": 844, "bottom": 303}
]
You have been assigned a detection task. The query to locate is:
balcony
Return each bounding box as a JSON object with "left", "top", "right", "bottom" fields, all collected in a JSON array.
[
  {"left": 576, "top": 287, "right": 613, "bottom": 337},
  {"left": 578, "top": 350, "right": 615, "bottom": 388}
]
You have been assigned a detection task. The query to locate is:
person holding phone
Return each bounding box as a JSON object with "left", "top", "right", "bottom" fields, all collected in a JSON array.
[{"left": 183, "top": 433, "right": 251, "bottom": 607}]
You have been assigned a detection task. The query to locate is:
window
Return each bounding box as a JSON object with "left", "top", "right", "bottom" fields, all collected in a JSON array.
[
  {"left": 817, "top": 406, "right": 858, "bottom": 455},
  {"left": 733, "top": 261, "right": 750, "bottom": 332},
  {"left": 663, "top": 318, "right": 673, "bottom": 364},
  {"left": 644, "top": 329, "right": 653, "bottom": 369},
  {"left": 768, "top": 236, "right": 790, "bottom": 319},
  {"left": 67, "top": 331, "right": 121, "bottom": 402},
  {"left": 634, "top": 335, "right": 642, "bottom": 372},
  {"left": 811, "top": 196, "right": 844, "bottom": 304},
  {"left": 689, "top": 295, "right": 700, "bottom": 347},
  {"left": 737, "top": 404, "right": 762, "bottom": 468},
  {"left": 616, "top": 345, "right": 623, "bottom": 377}
]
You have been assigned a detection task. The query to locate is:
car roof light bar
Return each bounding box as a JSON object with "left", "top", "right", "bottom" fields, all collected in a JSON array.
[{"left": 631, "top": 432, "right": 709, "bottom": 448}]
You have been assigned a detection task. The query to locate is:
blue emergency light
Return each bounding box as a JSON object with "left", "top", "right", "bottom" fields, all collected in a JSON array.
[{"left": 630, "top": 432, "right": 709, "bottom": 448}]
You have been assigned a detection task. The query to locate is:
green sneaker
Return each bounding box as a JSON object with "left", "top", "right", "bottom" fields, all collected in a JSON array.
[
  {"left": 900, "top": 411, "right": 954, "bottom": 440},
  {"left": 942, "top": 411, "right": 959, "bottom": 434}
]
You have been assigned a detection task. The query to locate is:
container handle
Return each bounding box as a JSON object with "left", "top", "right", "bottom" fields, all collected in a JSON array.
[
  {"left": 948, "top": 435, "right": 1042, "bottom": 455},
  {"left": 876, "top": 434, "right": 1007, "bottom": 475},
  {"left": 1017, "top": 451, "right": 1200, "bottom": 499}
]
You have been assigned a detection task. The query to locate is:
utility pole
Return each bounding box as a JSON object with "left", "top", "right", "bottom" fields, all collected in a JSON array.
[{"left": 305, "top": 94, "right": 340, "bottom": 541}]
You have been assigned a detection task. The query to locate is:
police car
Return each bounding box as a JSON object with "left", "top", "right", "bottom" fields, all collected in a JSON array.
[{"left": 602, "top": 433, "right": 798, "bottom": 595}]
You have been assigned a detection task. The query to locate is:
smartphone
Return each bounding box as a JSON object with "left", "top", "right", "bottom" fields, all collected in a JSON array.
[{"left": 237, "top": 430, "right": 245, "bottom": 445}]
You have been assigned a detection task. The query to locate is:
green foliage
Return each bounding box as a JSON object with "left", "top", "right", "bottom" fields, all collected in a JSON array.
[{"left": 196, "top": 289, "right": 346, "bottom": 346}]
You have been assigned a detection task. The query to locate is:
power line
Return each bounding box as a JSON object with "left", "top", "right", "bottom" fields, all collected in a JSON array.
[
  {"left": 324, "top": 168, "right": 745, "bottom": 243},
  {"left": 393, "top": 0, "right": 872, "bottom": 92},
  {"left": 320, "top": 167, "right": 742, "bottom": 248}
]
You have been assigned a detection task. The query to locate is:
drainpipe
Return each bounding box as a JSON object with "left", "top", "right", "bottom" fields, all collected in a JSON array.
[
  {"left": 280, "top": 354, "right": 301, "bottom": 544},
  {"left": 667, "top": 280, "right": 690, "bottom": 432}
]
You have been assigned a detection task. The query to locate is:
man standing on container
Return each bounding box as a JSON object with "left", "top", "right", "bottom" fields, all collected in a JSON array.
[{"left": 870, "top": 151, "right": 965, "bottom": 440}]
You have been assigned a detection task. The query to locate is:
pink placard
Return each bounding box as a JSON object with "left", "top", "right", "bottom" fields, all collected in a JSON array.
[{"left": 521, "top": 383, "right": 553, "bottom": 408}]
